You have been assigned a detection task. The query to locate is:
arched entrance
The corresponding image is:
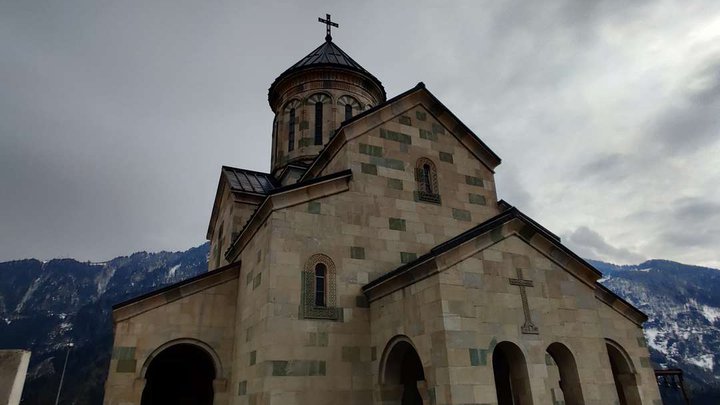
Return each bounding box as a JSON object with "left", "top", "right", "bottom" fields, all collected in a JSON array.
[
  {"left": 546, "top": 342, "right": 585, "bottom": 405},
  {"left": 492, "top": 341, "right": 533, "bottom": 405},
  {"left": 606, "top": 340, "right": 642, "bottom": 405},
  {"left": 141, "top": 343, "right": 216, "bottom": 405},
  {"left": 380, "top": 336, "right": 427, "bottom": 405}
]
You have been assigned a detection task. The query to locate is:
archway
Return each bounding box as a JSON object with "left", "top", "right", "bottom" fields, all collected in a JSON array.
[
  {"left": 546, "top": 343, "right": 585, "bottom": 405},
  {"left": 141, "top": 343, "right": 216, "bottom": 405},
  {"left": 606, "top": 339, "right": 642, "bottom": 405},
  {"left": 380, "top": 336, "right": 427, "bottom": 405},
  {"left": 492, "top": 341, "right": 533, "bottom": 405}
]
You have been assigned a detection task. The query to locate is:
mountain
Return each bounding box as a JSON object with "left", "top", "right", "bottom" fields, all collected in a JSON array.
[
  {"left": 1, "top": 246, "right": 719, "bottom": 404},
  {"left": 592, "top": 259, "right": 720, "bottom": 404},
  {"left": 0, "top": 244, "right": 209, "bottom": 404}
]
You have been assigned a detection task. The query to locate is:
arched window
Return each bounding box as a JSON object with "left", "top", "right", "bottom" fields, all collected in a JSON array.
[
  {"left": 301, "top": 254, "right": 339, "bottom": 320},
  {"left": 288, "top": 108, "right": 296, "bottom": 151},
  {"left": 284, "top": 99, "right": 300, "bottom": 152},
  {"left": 307, "top": 94, "right": 330, "bottom": 145},
  {"left": 415, "top": 158, "right": 441, "bottom": 204},
  {"left": 314, "top": 263, "right": 326, "bottom": 307},
  {"left": 338, "top": 95, "right": 361, "bottom": 122}
]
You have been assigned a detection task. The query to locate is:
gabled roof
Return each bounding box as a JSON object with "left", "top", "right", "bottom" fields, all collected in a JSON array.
[
  {"left": 300, "top": 82, "right": 502, "bottom": 182},
  {"left": 362, "top": 204, "right": 648, "bottom": 325},
  {"left": 222, "top": 166, "right": 278, "bottom": 195}
]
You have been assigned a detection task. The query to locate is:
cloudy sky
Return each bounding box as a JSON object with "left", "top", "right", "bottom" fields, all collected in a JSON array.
[{"left": 1, "top": 1, "right": 719, "bottom": 267}]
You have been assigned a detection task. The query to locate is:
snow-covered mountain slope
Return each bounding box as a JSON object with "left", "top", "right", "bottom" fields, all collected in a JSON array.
[{"left": 592, "top": 259, "right": 720, "bottom": 404}]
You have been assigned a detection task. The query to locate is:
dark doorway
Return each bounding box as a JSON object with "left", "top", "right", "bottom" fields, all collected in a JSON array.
[
  {"left": 546, "top": 343, "right": 585, "bottom": 405},
  {"left": 381, "top": 339, "right": 426, "bottom": 405},
  {"left": 492, "top": 341, "right": 534, "bottom": 405},
  {"left": 141, "top": 343, "right": 215, "bottom": 405},
  {"left": 606, "top": 341, "right": 642, "bottom": 405}
]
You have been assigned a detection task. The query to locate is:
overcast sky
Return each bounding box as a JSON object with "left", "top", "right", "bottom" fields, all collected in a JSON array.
[{"left": 1, "top": 0, "right": 719, "bottom": 268}]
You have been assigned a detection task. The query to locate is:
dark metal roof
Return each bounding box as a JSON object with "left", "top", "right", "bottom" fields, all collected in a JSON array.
[
  {"left": 222, "top": 166, "right": 278, "bottom": 195},
  {"left": 270, "top": 39, "right": 384, "bottom": 98}
]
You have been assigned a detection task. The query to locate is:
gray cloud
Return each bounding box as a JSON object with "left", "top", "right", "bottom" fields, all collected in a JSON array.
[{"left": 564, "top": 226, "right": 647, "bottom": 264}]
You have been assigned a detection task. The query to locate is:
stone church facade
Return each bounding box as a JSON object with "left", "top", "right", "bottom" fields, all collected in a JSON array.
[{"left": 104, "top": 26, "right": 662, "bottom": 405}]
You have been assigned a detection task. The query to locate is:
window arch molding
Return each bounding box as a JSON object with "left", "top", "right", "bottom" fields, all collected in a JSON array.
[
  {"left": 284, "top": 99, "right": 301, "bottom": 152},
  {"left": 415, "top": 157, "right": 441, "bottom": 204},
  {"left": 301, "top": 253, "right": 340, "bottom": 320},
  {"left": 337, "top": 95, "right": 362, "bottom": 121}
]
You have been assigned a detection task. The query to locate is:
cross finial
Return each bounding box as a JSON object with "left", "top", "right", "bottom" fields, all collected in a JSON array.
[{"left": 318, "top": 13, "right": 339, "bottom": 42}]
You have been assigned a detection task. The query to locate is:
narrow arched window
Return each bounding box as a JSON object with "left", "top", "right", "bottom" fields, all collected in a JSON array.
[
  {"left": 338, "top": 95, "right": 361, "bottom": 123},
  {"left": 416, "top": 158, "right": 441, "bottom": 204},
  {"left": 314, "top": 102, "right": 323, "bottom": 145},
  {"left": 288, "top": 108, "right": 296, "bottom": 152},
  {"left": 314, "top": 263, "right": 326, "bottom": 306},
  {"left": 302, "top": 254, "right": 339, "bottom": 320}
]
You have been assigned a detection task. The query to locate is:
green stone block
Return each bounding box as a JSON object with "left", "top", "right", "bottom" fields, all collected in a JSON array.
[
  {"left": 419, "top": 129, "right": 438, "bottom": 141},
  {"left": 318, "top": 332, "right": 328, "bottom": 347},
  {"left": 356, "top": 295, "right": 369, "bottom": 308},
  {"left": 387, "top": 178, "right": 403, "bottom": 190},
  {"left": 351, "top": 246, "right": 365, "bottom": 259},
  {"left": 246, "top": 271, "right": 253, "bottom": 286},
  {"left": 250, "top": 350, "right": 257, "bottom": 366},
  {"left": 319, "top": 360, "right": 326, "bottom": 376},
  {"left": 299, "top": 121, "right": 309, "bottom": 130},
  {"left": 379, "top": 128, "right": 412, "bottom": 144},
  {"left": 116, "top": 359, "right": 137, "bottom": 373},
  {"left": 308, "top": 201, "right": 321, "bottom": 214},
  {"left": 545, "top": 353, "right": 554, "bottom": 365},
  {"left": 112, "top": 346, "right": 136, "bottom": 360},
  {"left": 488, "top": 337, "right": 498, "bottom": 351},
  {"left": 469, "top": 348, "right": 480, "bottom": 366},
  {"left": 432, "top": 123, "right": 445, "bottom": 135},
  {"left": 465, "top": 175, "right": 484, "bottom": 187},
  {"left": 637, "top": 336, "right": 646, "bottom": 347},
  {"left": 452, "top": 208, "right": 471, "bottom": 222},
  {"left": 371, "top": 346, "right": 377, "bottom": 361},
  {"left": 400, "top": 252, "right": 417, "bottom": 263},
  {"left": 399, "top": 115, "right": 412, "bottom": 125},
  {"left": 238, "top": 380, "right": 247, "bottom": 395},
  {"left": 253, "top": 273, "right": 262, "bottom": 289},
  {"left": 439, "top": 151, "right": 454, "bottom": 163},
  {"left": 361, "top": 163, "right": 377, "bottom": 175},
  {"left": 468, "top": 193, "right": 487, "bottom": 205},
  {"left": 359, "top": 143, "right": 383, "bottom": 157},
  {"left": 371, "top": 156, "right": 405, "bottom": 171},
  {"left": 416, "top": 111, "right": 427, "bottom": 121},
  {"left": 389, "top": 217, "right": 406, "bottom": 231},
  {"left": 272, "top": 361, "right": 288, "bottom": 376},
  {"left": 478, "top": 349, "right": 488, "bottom": 365}
]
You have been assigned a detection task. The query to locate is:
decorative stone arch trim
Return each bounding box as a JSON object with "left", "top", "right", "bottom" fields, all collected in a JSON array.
[
  {"left": 378, "top": 335, "right": 420, "bottom": 385},
  {"left": 300, "top": 253, "right": 340, "bottom": 320},
  {"left": 139, "top": 338, "right": 224, "bottom": 379},
  {"left": 306, "top": 92, "right": 332, "bottom": 105},
  {"left": 378, "top": 335, "right": 430, "bottom": 404},
  {"left": 337, "top": 95, "right": 361, "bottom": 108},
  {"left": 415, "top": 157, "right": 441, "bottom": 204},
  {"left": 283, "top": 98, "right": 302, "bottom": 111}
]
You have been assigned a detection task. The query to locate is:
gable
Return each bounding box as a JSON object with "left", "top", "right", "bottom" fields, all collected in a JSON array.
[{"left": 363, "top": 207, "right": 647, "bottom": 326}]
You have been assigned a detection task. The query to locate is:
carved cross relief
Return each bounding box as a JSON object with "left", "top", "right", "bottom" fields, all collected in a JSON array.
[{"left": 508, "top": 268, "right": 539, "bottom": 334}]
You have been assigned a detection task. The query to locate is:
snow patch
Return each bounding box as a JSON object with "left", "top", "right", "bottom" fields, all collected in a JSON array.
[
  {"left": 168, "top": 264, "right": 181, "bottom": 278},
  {"left": 687, "top": 354, "right": 714, "bottom": 371},
  {"left": 644, "top": 328, "right": 668, "bottom": 355},
  {"left": 701, "top": 305, "right": 720, "bottom": 323}
]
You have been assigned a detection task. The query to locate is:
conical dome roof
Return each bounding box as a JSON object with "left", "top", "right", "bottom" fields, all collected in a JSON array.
[{"left": 268, "top": 38, "right": 385, "bottom": 108}]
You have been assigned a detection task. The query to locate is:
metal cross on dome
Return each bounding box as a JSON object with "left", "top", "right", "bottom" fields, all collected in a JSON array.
[{"left": 318, "top": 13, "right": 339, "bottom": 41}]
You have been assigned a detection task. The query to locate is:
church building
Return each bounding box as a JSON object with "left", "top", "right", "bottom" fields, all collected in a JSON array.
[{"left": 104, "top": 16, "right": 662, "bottom": 405}]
